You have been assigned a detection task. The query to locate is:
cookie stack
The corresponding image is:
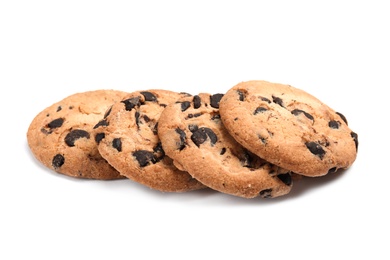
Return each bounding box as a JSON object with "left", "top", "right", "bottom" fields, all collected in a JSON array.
[{"left": 27, "top": 80, "right": 358, "bottom": 199}]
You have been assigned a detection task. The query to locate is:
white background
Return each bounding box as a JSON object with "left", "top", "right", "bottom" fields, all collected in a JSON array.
[{"left": 1, "top": 1, "right": 389, "bottom": 259}]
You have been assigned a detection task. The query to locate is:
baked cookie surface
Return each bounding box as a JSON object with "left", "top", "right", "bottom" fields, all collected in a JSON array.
[
  {"left": 27, "top": 89, "right": 128, "bottom": 180},
  {"left": 94, "top": 89, "right": 205, "bottom": 192},
  {"left": 219, "top": 80, "right": 359, "bottom": 177},
  {"left": 157, "top": 93, "right": 293, "bottom": 198}
]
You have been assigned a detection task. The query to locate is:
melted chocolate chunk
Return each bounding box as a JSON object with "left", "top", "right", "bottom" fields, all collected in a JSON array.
[
  {"left": 193, "top": 95, "right": 201, "bottom": 109},
  {"left": 328, "top": 167, "right": 337, "bottom": 174},
  {"left": 93, "top": 119, "right": 108, "bottom": 129},
  {"left": 181, "top": 101, "right": 191, "bottom": 112},
  {"left": 328, "top": 120, "right": 341, "bottom": 129},
  {"left": 351, "top": 132, "right": 358, "bottom": 151},
  {"left": 95, "top": 133, "right": 105, "bottom": 144},
  {"left": 175, "top": 128, "right": 187, "bottom": 150},
  {"left": 336, "top": 112, "right": 348, "bottom": 125},
  {"left": 259, "top": 189, "right": 273, "bottom": 198},
  {"left": 210, "top": 94, "right": 224, "bottom": 108},
  {"left": 121, "top": 96, "right": 141, "bottom": 111},
  {"left": 291, "top": 109, "right": 314, "bottom": 120},
  {"left": 237, "top": 90, "right": 245, "bottom": 101},
  {"left": 272, "top": 95, "right": 284, "bottom": 107},
  {"left": 48, "top": 118, "right": 64, "bottom": 129},
  {"left": 220, "top": 147, "right": 226, "bottom": 155},
  {"left": 277, "top": 173, "right": 292, "bottom": 186},
  {"left": 254, "top": 107, "right": 268, "bottom": 115},
  {"left": 140, "top": 91, "right": 157, "bottom": 102},
  {"left": 133, "top": 150, "right": 156, "bottom": 167},
  {"left": 52, "top": 154, "right": 65, "bottom": 169},
  {"left": 112, "top": 138, "right": 122, "bottom": 152},
  {"left": 191, "top": 127, "right": 217, "bottom": 147},
  {"left": 305, "top": 141, "right": 326, "bottom": 159},
  {"left": 65, "top": 129, "right": 90, "bottom": 147}
]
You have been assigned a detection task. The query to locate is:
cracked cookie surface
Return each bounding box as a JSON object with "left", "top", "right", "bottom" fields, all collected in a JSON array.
[
  {"left": 219, "top": 80, "right": 358, "bottom": 177},
  {"left": 157, "top": 93, "right": 293, "bottom": 199},
  {"left": 94, "top": 89, "right": 205, "bottom": 192},
  {"left": 27, "top": 90, "right": 128, "bottom": 179}
]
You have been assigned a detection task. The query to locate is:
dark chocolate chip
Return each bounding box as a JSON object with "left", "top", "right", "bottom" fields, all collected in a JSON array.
[
  {"left": 351, "top": 132, "right": 358, "bottom": 151},
  {"left": 336, "top": 112, "right": 348, "bottom": 125},
  {"left": 240, "top": 149, "right": 254, "bottom": 168},
  {"left": 188, "top": 124, "right": 198, "bottom": 132},
  {"left": 152, "top": 122, "right": 158, "bottom": 135},
  {"left": 291, "top": 109, "right": 314, "bottom": 121},
  {"left": 140, "top": 91, "right": 157, "bottom": 102},
  {"left": 143, "top": 115, "right": 151, "bottom": 122},
  {"left": 220, "top": 147, "right": 226, "bottom": 155},
  {"left": 95, "top": 133, "right": 105, "bottom": 144},
  {"left": 191, "top": 129, "right": 207, "bottom": 147},
  {"left": 133, "top": 150, "right": 156, "bottom": 167},
  {"left": 272, "top": 95, "right": 284, "bottom": 107},
  {"left": 193, "top": 95, "right": 201, "bottom": 109},
  {"left": 175, "top": 128, "right": 187, "bottom": 150},
  {"left": 211, "top": 113, "right": 220, "bottom": 120},
  {"left": 104, "top": 106, "right": 112, "bottom": 118},
  {"left": 135, "top": 111, "right": 141, "bottom": 128},
  {"left": 121, "top": 96, "right": 141, "bottom": 111},
  {"left": 65, "top": 129, "right": 90, "bottom": 147},
  {"left": 203, "top": 128, "right": 217, "bottom": 145},
  {"left": 153, "top": 142, "right": 165, "bottom": 162},
  {"left": 48, "top": 118, "right": 64, "bottom": 129},
  {"left": 56, "top": 106, "right": 62, "bottom": 112},
  {"left": 112, "top": 138, "right": 122, "bottom": 152},
  {"left": 328, "top": 167, "right": 337, "bottom": 174},
  {"left": 181, "top": 101, "right": 191, "bottom": 112},
  {"left": 277, "top": 173, "right": 292, "bottom": 186},
  {"left": 210, "top": 94, "right": 224, "bottom": 108},
  {"left": 254, "top": 107, "right": 268, "bottom": 115},
  {"left": 93, "top": 119, "right": 108, "bottom": 129},
  {"left": 237, "top": 90, "right": 245, "bottom": 101},
  {"left": 191, "top": 127, "right": 217, "bottom": 147},
  {"left": 160, "top": 104, "right": 167, "bottom": 108},
  {"left": 260, "top": 96, "right": 271, "bottom": 103},
  {"left": 328, "top": 120, "right": 341, "bottom": 129},
  {"left": 305, "top": 141, "right": 326, "bottom": 159},
  {"left": 52, "top": 154, "right": 65, "bottom": 169},
  {"left": 259, "top": 189, "right": 273, "bottom": 198}
]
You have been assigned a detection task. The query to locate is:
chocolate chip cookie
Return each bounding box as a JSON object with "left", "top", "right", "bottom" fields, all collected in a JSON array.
[
  {"left": 219, "top": 80, "right": 359, "bottom": 177},
  {"left": 94, "top": 90, "right": 205, "bottom": 192},
  {"left": 157, "top": 93, "right": 293, "bottom": 198},
  {"left": 27, "top": 90, "right": 128, "bottom": 179}
]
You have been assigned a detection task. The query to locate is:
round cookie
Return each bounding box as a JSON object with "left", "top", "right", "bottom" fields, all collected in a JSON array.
[
  {"left": 157, "top": 93, "right": 293, "bottom": 199},
  {"left": 27, "top": 89, "right": 129, "bottom": 180},
  {"left": 94, "top": 89, "right": 205, "bottom": 192},
  {"left": 219, "top": 80, "right": 359, "bottom": 177}
]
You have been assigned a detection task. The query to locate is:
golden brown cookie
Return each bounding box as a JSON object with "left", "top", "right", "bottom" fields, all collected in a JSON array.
[
  {"left": 27, "top": 89, "right": 129, "bottom": 179},
  {"left": 157, "top": 93, "right": 293, "bottom": 199},
  {"left": 219, "top": 80, "right": 359, "bottom": 177},
  {"left": 94, "top": 90, "right": 205, "bottom": 192}
]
